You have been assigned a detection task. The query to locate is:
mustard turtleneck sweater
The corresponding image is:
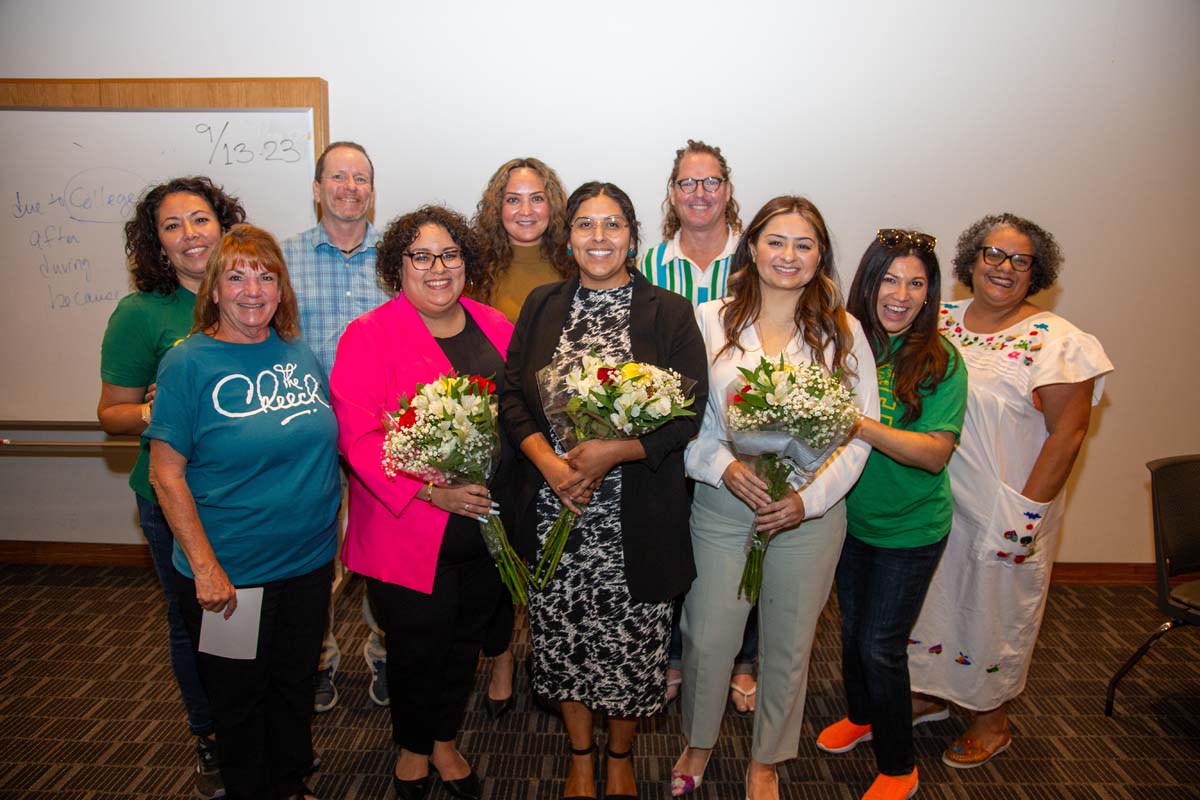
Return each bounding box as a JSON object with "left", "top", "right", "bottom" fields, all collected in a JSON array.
[{"left": 492, "top": 244, "right": 561, "bottom": 323}]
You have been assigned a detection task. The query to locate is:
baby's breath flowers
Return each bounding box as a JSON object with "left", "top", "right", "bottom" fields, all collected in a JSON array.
[
  {"left": 533, "top": 352, "right": 697, "bottom": 589},
  {"left": 727, "top": 355, "right": 859, "bottom": 604},
  {"left": 382, "top": 374, "right": 530, "bottom": 605}
]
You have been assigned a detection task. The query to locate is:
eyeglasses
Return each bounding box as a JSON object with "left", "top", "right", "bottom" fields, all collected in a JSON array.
[
  {"left": 404, "top": 250, "right": 464, "bottom": 270},
  {"left": 978, "top": 245, "right": 1035, "bottom": 272},
  {"left": 674, "top": 176, "right": 726, "bottom": 194},
  {"left": 877, "top": 228, "right": 937, "bottom": 253},
  {"left": 571, "top": 216, "right": 628, "bottom": 233}
]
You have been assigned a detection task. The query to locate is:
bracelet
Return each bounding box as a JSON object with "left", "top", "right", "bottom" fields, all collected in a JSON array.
[
  {"left": 140, "top": 402, "right": 152, "bottom": 425},
  {"left": 423, "top": 481, "right": 434, "bottom": 503}
]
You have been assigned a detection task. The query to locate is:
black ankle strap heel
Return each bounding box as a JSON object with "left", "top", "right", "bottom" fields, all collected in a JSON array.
[{"left": 603, "top": 745, "right": 636, "bottom": 799}]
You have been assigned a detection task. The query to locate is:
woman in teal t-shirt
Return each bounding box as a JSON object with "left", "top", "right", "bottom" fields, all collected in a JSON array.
[
  {"left": 814, "top": 230, "right": 966, "bottom": 800},
  {"left": 97, "top": 176, "right": 245, "bottom": 797}
]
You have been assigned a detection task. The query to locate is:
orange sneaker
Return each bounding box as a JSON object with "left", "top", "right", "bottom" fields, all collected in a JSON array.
[
  {"left": 862, "top": 768, "right": 918, "bottom": 799},
  {"left": 816, "top": 718, "right": 873, "bottom": 753}
]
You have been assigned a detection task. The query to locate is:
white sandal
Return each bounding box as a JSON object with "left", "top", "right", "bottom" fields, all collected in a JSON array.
[{"left": 728, "top": 681, "right": 757, "bottom": 717}]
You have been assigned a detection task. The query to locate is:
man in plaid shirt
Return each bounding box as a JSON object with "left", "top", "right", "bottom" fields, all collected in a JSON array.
[{"left": 283, "top": 141, "right": 392, "bottom": 713}]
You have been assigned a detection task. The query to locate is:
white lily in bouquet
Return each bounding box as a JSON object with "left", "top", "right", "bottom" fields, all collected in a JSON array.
[{"left": 727, "top": 354, "right": 859, "bottom": 604}]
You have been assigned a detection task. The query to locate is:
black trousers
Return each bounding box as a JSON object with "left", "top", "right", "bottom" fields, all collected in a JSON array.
[
  {"left": 367, "top": 530, "right": 502, "bottom": 755},
  {"left": 177, "top": 561, "right": 332, "bottom": 800}
]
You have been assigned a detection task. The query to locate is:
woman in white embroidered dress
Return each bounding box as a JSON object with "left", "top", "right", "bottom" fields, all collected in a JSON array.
[{"left": 907, "top": 213, "right": 1113, "bottom": 769}]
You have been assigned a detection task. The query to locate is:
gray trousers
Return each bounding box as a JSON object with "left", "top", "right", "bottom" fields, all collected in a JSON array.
[{"left": 681, "top": 482, "right": 845, "bottom": 763}]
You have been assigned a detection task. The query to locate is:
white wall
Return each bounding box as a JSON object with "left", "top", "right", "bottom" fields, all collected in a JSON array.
[{"left": 2, "top": 0, "right": 1197, "bottom": 561}]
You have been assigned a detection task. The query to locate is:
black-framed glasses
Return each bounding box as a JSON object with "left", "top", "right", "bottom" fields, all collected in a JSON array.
[
  {"left": 877, "top": 228, "right": 937, "bottom": 253},
  {"left": 404, "top": 250, "right": 464, "bottom": 270},
  {"left": 978, "top": 245, "right": 1035, "bottom": 272},
  {"left": 674, "top": 176, "right": 726, "bottom": 194},
  {"left": 571, "top": 215, "right": 628, "bottom": 233}
]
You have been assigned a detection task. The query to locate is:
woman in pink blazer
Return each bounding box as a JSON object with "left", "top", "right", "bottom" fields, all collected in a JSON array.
[{"left": 331, "top": 206, "right": 513, "bottom": 800}]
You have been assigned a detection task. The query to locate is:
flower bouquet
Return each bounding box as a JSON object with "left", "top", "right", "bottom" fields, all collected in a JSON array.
[
  {"left": 381, "top": 373, "right": 531, "bottom": 605},
  {"left": 727, "top": 355, "right": 859, "bottom": 604},
  {"left": 533, "top": 351, "right": 697, "bottom": 589}
]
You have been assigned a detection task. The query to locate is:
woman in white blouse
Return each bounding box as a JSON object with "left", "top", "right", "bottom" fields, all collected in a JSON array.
[{"left": 672, "top": 196, "right": 878, "bottom": 800}]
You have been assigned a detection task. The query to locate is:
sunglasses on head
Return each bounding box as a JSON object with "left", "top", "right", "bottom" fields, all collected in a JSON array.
[{"left": 876, "top": 228, "right": 937, "bottom": 253}]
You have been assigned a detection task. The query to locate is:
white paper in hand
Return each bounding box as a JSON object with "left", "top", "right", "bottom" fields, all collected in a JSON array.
[{"left": 199, "top": 587, "right": 263, "bottom": 659}]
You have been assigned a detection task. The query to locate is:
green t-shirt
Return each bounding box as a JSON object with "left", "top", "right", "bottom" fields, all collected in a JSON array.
[
  {"left": 99, "top": 285, "right": 196, "bottom": 502},
  {"left": 846, "top": 335, "right": 967, "bottom": 548}
]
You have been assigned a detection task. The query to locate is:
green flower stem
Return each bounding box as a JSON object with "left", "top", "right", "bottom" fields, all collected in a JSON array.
[
  {"left": 737, "top": 454, "right": 793, "bottom": 605},
  {"left": 480, "top": 514, "right": 531, "bottom": 606},
  {"left": 533, "top": 506, "right": 578, "bottom": 590}
]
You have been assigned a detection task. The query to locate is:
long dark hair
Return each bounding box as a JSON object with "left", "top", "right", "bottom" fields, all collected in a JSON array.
[
  {"left": 717, "top": 196, "right": 855, "bottom": 379},
  {"left": 124, "top": 176, "right": 246, "bottom": 295},
  {"left": 847, "top": 234, "right": 955, "bottom": 424}
]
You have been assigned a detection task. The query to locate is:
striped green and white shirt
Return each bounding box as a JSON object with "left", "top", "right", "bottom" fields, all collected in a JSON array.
[{"left": 638, "top": 227, "right": 739, "bottom": 306}]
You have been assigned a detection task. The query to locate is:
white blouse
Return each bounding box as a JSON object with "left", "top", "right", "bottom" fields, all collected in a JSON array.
[{"left": 684, "top": 298, "right": 880, "bottom": 520}]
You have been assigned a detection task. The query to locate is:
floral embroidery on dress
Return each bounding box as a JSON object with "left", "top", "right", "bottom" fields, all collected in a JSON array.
[
  {"left": 938, "top": 306, "right": 1048, "bottom": 367},
  {"left": 994, "top": 511, "right": 1042, "bottom": 565}
]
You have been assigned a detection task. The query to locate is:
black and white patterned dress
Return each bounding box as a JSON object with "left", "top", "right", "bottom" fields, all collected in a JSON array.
[{"left": 528, "top": 282, "right": 672, "bottom": 717}]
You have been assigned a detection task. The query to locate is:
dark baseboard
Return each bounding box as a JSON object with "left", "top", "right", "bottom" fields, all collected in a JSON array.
[
  {"left": 1050, "top": 562, "right": 1156, "bottom": 585},
  {"left": 0, "top": 540, "right": 153, "bottom": 569},
  {"left": 0, "top": 541, "right": 1160, "bottom": 584}
]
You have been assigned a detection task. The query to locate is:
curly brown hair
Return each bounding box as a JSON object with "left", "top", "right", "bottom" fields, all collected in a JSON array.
[
  {"left": 376, "top": 205, "right": 483, "bottom": 296},
  {"left": 952, "top": 212, "right": 1063, "bottom": 297},
  {"left": 660, "top": 139, "right": 743, "bottom": 240},
  {"left": 193, "top": 224, "right": 300, "bottom": 342},
  {"left": 123, "top": 177, "right": 247, "bottom": 295},
  {"left": 717, "top": 196, "right": 856, "bottom": 381},
  {"left": 470, "top": 157, "right": 570, "bottom": 303},
  {"left": 554, "top": 182, "right": 641, "bottom": 278}
]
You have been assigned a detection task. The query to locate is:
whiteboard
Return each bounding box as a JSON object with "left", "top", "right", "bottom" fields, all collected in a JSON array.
[{"left": 0, "top": 108, "right": 318, "bottom": 421}]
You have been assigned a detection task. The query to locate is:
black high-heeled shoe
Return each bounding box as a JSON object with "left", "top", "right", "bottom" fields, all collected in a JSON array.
[
  {"left": 430, "top": 763, "right": 481, "bottom": 800},
  {"left": 391, "top": 773, "right": 429, "bottom": 800},
  {"left": 603, "top": 746, "right": 638, "bottom": 800},
  {"left": 485, "top": 693, "right": 514, "bottom": 719},
  {"left": 564, "top": 743, "right": 597, "bottom": 800}
]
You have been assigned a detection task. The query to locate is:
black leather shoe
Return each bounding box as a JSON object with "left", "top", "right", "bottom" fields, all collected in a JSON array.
[
  {"left": 430, "top": 764, "right": 481, "bottom": 800},
  {"left": 391, "top": 774, "right": 429, "bottom": 800},
  {"left": 486, "top": 694, "right": 514, "bottom": 719}
]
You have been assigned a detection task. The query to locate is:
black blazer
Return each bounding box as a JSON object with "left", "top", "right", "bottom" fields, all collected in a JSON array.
[{"left": 500, "top": 270, "right": 709, "bottom": 603}]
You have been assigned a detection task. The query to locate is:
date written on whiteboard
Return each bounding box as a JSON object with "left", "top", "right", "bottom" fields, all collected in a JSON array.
[{"left": 195, "top": 122, "right": 302, "bottom": 166}]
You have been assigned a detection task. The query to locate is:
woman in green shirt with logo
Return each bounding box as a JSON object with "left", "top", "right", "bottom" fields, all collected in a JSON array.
[{"left": 815, "top": 229, "right": 967, "bottom": 800}]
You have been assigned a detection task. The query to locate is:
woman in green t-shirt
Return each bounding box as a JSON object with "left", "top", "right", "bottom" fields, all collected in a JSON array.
[
  {"left": 815, "top": 229, "right": 966, "bottom": 800},
  {"left": 97, "top": 176, "right": 245, "bottom": 798}
]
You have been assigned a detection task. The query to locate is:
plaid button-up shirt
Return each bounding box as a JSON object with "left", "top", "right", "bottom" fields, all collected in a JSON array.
[{"left": 282, "top": 221, "right": 391, "bottom": 379}]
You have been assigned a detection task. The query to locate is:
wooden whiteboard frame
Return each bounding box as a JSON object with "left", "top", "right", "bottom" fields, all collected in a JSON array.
[{"left": 0, "top": 77, "right": 328, "bottom": 151}]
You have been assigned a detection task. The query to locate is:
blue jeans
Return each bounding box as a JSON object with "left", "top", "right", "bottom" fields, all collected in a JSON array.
[
  {"left": 136, "top": 494, "right": 213, "bottom": 736},
  {"left": 835, "top": 533, "right": 946, "bottom": 776}
]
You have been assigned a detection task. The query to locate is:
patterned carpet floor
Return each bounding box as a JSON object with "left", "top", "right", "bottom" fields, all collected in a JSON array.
[{"left": 0, "top": 564, "right": 1196, "bottom": 799}]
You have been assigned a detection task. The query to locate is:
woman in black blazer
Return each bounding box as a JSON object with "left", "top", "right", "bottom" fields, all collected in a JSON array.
[{"left": 500, "top": 181, "right": 707, "bottom": 800}]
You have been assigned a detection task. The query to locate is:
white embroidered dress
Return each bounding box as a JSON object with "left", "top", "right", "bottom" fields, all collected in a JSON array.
[{"left": 907, "top": 299, "right": 1113, "bottom": 710}]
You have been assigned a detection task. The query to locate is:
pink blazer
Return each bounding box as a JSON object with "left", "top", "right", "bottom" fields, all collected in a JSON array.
[{"left": 330, "top": 294, "right": 514, "bottom": 592}]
